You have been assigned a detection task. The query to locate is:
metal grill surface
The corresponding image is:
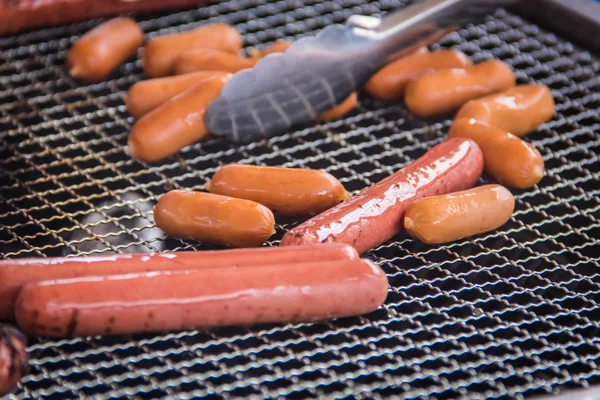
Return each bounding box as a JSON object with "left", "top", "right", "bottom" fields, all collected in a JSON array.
[{"left": 1, "top": 0, "right": 600, "bottom": 399}]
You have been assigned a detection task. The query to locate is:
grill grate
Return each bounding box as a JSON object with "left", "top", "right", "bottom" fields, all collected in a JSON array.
[{"left": 1, "top": 0, "right": 600, "bottom": 399}]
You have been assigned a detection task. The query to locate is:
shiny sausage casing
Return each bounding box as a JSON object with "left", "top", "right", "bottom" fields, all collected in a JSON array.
[
  {"left": 142, "top": 23, "right": 242, "bottom": 77},
  {"left": 448, "top": 118, "right": 544, "bottom": 189},
  {"left": 0, "top": 244, "right": 358, "bottom": 321},
  {"left": 128, "top": 74, "right": 229, "bottom": 163},
  {"left": 404, "top": 184, "right": 515, "bottom": 244},
  {"left": 174, "top": 49, "right": 256, "bottom": 75},
  {"left": 404, "top": 60, "right": 516, "bottom": 118},
  {"left": 154, "top": 190, "right": 275, "bottom": 248},
  {"left": 126, "top": 71, "right": 230, "bottom": 119},
  {"left": 317, "top": 93, "right": 358, "bottom": 121},
  {"left": 0, "top": 325, "right": 28, "bottom": 396},
  {"left": 365, "top": 48, "right": 472, "bottom": 102},
  {"left": 67, "top": 17, "right": 143, "bottom": 82},
  {"left": 454, "top": 84, "right": 555, "bottom": 136},
  {"left": 15, "top": 259, "right": 388, "bottom": 337},
  {"left": 207, "top": 164, "right": 350, "bottom": 217},
  {"left": 280, "top": 138, "right": 484, "bottom": 253}
]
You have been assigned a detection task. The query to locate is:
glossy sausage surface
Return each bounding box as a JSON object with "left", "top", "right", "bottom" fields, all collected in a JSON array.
[
  {"left": 448, "top": 119, "right": 544, "bottom": 189},
  {"left": 142, "top": 23, "right": 241, "bottom": 77},
  {"left": 207, "top": 164, "right": 350, "bottom": 217},
  {"left": 15, "top": 259, "right": 388, "bottom": 337},
  {"left": 280, "top": 138, "right": 484, "bottom": 253},
  {"left": 404, "top": 184, "right": 515, "bottom": 244},
  {"left": 0, "top": 244, "right": 358, "bottom": 320},
  {"left": 404, "top": 60, "right": 516, "bottom": 118},
  {"left": 67, "top": 17, "right": 143, "bottom": 82},
  {"left": 317, "top": 93, "right": 358, "bottom": 121},
  {"left": 365, "top": 48, "right": 472, "bottom": 102},
  {"left": 128, "top": 74, "right": 229, "bottom": 163},
  {"left": 154, "top": 190, "right": 275, "bottom": 247},
  {"left": 174, "top": 48, "right": 256, "bottom": 75},
  {"left": 455, "top": 84, "right": 555, "bottom": 136},
  {"left": 0, "top": 325, "right": 28, "bottom": 396},
  {"left": 249, "top": 41, "right": 291, "bottom": 59}
]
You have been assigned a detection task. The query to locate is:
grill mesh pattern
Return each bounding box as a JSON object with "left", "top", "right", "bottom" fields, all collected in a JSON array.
[{"left": 1, "top": 0, "right": 600, "bottom": 399}]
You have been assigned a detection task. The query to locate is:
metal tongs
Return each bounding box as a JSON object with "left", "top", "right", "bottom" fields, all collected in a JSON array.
[{"left": 205, "top": 0, "right": 516, "bottom": 143}]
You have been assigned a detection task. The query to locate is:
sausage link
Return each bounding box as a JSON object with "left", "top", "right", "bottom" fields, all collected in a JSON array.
[
  {"left": 128, "top": 74, "right": 229, "bottom": 163},
  {"left": 448, "top": 119, "right": 544, "bottom": 189},
  {"left": 365, "top": 48, "right": 472, "bottom": 102},
  {"left": 154, "top": 190, "right": 275, "bottom": 248},
  {"left": 280, "top": 138, "right": 484, "bottom": 253},
  {"left": 404, "top": 60, "right": 516, "bottom": 118},
  {"left": 142, "top": 23, "right": 242, "bottom": 77},
  {"left": 249, "top": 41, "right": 291, "bottom": 60},
  {"left": 317, "top": 93, "right": 358, "bottom": 122},
  {"left": 15, "top": 259, "right": 388, "bottom": 337},
  {"left": 0, "top": 325, "right": 28, "bottom": 396},
  {"left": 67, "top": 17, "right": 143, "bottom": 82},
  {"left": 207, "top": 164, "right": 350, "bottom": 217},
  {"left": 0, "top": 244, "right": 358, "bottom": 321},
  {"left": 126, "top": 71, "right": 230, "bottom": 119},
  {"left": 404, "top": 184, "right": 515, "bottom": 244},
  {"left": 455, "top": 84, "right": 555, "bottom": 136},
  {"left": 174, "top": 48, "right": 256, "bottom": 75}
]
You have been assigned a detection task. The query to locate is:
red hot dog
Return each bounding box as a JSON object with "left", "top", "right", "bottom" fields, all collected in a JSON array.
[
  {"left": 280, "top": 138, "right": 484, "bottom": 253},
  {"left": 0, "top": 325, "right": 28, "bottom": 396}
]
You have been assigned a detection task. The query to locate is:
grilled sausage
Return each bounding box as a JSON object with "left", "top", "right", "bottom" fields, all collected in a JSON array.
[
  {"left": 404, "top": 184, "right": 515, "bottom": 244},
  {"left": 365, "top": 48, "right": 472, "bottom": 102},
  {"left": 0, "top": 325, "right": 28, "bottom": 396},
  {"left": 126, "top": 71, "right": 230, "bottom": 118},
  {"left": 454, "top": 85, "right": 555, "bottom": 136},
  {"left": 249, "top": 41, "right": 291, "bottom": 59},
  {"left": 174, "top": 48, "right": 256, "bottom": 75},
  {"left": 128, "top": 74, "right": 229, "bottom": 163},
  {"left": 67, "top": 17, "right": 143, "bottom": 82},
  {"left": 15, "top": 259, "right": 388, "bottom": 337},
  {"left": 280, "top": 138, "right": 484, "bottom": 253},
  {"left": 207, "top": 164, "right": 350, "bottom": 217},
  {"left": 154, "top": 190, "right": 275, "bottom": 247},
  {"left": 404, "top": 60, "right": 516, "bottom": 118},
  {"left": 317, "top": 93, "right": 358, "bottom": 121},
  {"left": 0, "top": 244, "right": 358, "bottom": 321},
  {"left": 448, "top": 118, "right": 544, "bottom": 189},
  {"left": 142, "top": 23, "right": 242, "bottom": 77}
]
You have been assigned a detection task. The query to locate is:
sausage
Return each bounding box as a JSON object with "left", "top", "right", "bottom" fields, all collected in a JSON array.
[
  {"left": 154, "top": 190, "right": 275, "bottom": 247},
  {"left": 404, "top": 184, "right": 515, "bottom": 244},
  {"left": 365, "top": 48, "right": 472, "bottom": 102},
  {"left": 454, "top": 84, "right": 555, "bottom": 136},
  {"left": 174, "top": 48, "right": 256, "bottom": 75},
  {"left": 15, "top": 259, "right": 388, "bottom": 337},
  {"left": 0, "top": 244, "right": 358, "bottom": 321},
  {"left": 67, "top": 17, "right": 143, "bottom": 82},
  {"left": 317, "top": 93, "right": 358, "bottom": 122},
  {"left": 280, "top": 138, "right": 484, "bottom": 253},
  {"left": 404, "top": 60, "right": 516, "bottom": 118},
  {"left": 249, "top": 41, "right": 291, "bottom": 60},
  {"left": 0, "top": 325, "right": 28, "bottom": 396},
  {"left": 126, "top": 71, "right": 230, "bottom": 119},
  {"left": 207, "top": 164, "right": 350, "bottom": 217},
  {"left": 128, "top": 74, "right": 229, "bottom": 163},
  {"left": 142, "top": 23, "right": 242, "bottom": 77},
  {"left": 448, "top": 118, "right": 544, "bottom": 189}
]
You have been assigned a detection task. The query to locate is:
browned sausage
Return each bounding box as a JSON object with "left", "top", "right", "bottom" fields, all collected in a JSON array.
[
  {"left": 174, "top": 48, "right": 256, "bottom": 75},
  {"left": 128, "top": 74, "right": 229, "bottom": 163},
  {"left": 365, "top": 48, "right": 472, "bottom": 102},
  {"left": 142, "top": 23, "right": 242, "bottom": 77},
  {"left": 404, "top": 184, "right": 515, "bottom": 244},
  {"left": 448, "top": 118, "right": 544, "bottom": 188},
  {"left": 154, "top": 190, "right": 275, "bottom": 248},
  {"left": 404, "top": 60, "right": 516, "bottom": 118},
  {"left": 249, "top": 41, "right": 292, "bottom": 59},
  {"left": 126, "top": 71, "right": 230, "bottom": 119},
  {"left": 0, "top": 325, "right": 28, "bottom": 396},
  {"left": 207, "top": 164, "right": 350, "bottom": 217},
  {"left": 317, "top": 93, "right": 358, "bottom": 121},
  {"left": 454, "top": 84, "right": 555, "bottom": 136},
  {"left": 67, "top": 17, "right": 143, "bottom": 82}
]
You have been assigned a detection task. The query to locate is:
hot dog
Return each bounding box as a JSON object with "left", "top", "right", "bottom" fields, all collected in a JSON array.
[
  {"left": 142, "top": 23, "right": 242, "bottom": 77},
  {"left": 404, "top": 60, "right": 516, "bottom": 118},
  {"left": 448, "top": 119, "right": 544, "bottom": 189},
  {"left": 15, "top": 259, "right": 388, "bottom": 337},
  {"left": 207, "top": 164, "right": 350, "bottom": 217},
  {"left": 128, "top": 74, "right": 229, "bottom": 163},
  {"left": 317, "top": 93, "right": 358, "bottom": 122},
  {"left": 154, "top": 190, "right": 275, "bottom": 247},
  {"left": 0, "top": 325, "right": 28, "bottom": 396},
  {"left": 0, "top": 244, "right": 358, "bottom": 320},
  {"left": 404, "top": 184, "right": 515, "bottom": 244},
  {"left": 280, "top": 138, "right": 484, "bottom": 253},
  {"left": 249, "top": 41, "right": 291, "bottom": 60},
  {"left": 67, "top": 17, "right": 143, "bottom": 82},
  {"left": 454, "top": 85, "right": 555, "bottom": 136},
  {"left": 174, "top": 49, "right": 257, "bottom": 75}
]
